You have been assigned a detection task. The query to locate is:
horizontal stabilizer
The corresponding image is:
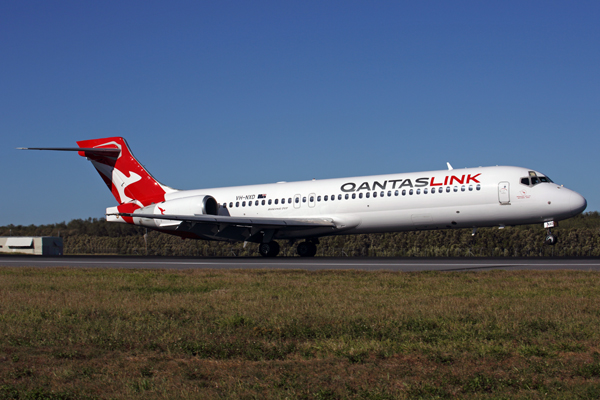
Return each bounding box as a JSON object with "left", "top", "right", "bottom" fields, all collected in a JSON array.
[{"left": 18, "top": 147, "right": 121, "bottom": 155}]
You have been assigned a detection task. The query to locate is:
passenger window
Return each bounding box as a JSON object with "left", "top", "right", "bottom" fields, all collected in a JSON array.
[
  {"left": 416, "top": 189, "right": 420, "bottom": 195},
  {"left": 446, "top": 187, "right": 451, "bottom": 193},
  {"left": 424, "top": 188, "right": 428, "bottom": 194},
  {"left": 309, "top": 196, "right": 314, "bottom": 202},
  {"left": 469, "top": 185, "right": 473, "bottom": 191},
  {"left": 324, "top": 195, "right": 328, "bottom": 201},
  {"left": 274, "top": 199, "right": 278, "bottom": 205},
  {"left": 430, "top": 188, "right": 434, "bottom": 194},
  {"left": 262, "top": 200, "right": 265, "bottom": 205},
  {"left": 476, "top": 184, "right": 481, "bottom": 191},
  {"left": 352, "top": 193, "right": 356, "bottom": 199},
  {"left": 373, "top": 192, "right": 377, "bottom": 198},
  {"left": 295, "top": 197, "right": 299, "bottom": 204},
  {"left": 248, "top": 201, "right": 252, "bottom": 207},
  {"left": 229, "top": 202, "right": 233, "bottom": 208},
  {"left": 366, "top": 192, "right": 370, "bottom": 198},
  {"left": 345, "top": 194, "right": 349, "bottom": 200},
  {"left": 395, "top": 190, "right": 399, "bottom": 196},
  {"left": 409, "top": 189, "right": 413, "bottom": 195},
  {"left": 521, "top": 177, "right": 530, "bottom": 185},
  {"left": 387, "top": 190, "right": 391, "bottom": 197},
  {"left": 242, "top": 201, "right": 246, "bottom": 207},
  {"left": 381, "top": 191, "right": 385, "bottom": 197},
  {"left": 317, "top": 196, "right": 321, "bottom": 202},
  {"left": 303, "top": 197, "right": 307, "bottom": 203},
  {"left": 236, "top": 202, "right": 239, "bottom": 207},
  {"left": 288, "top": 198, "right": 291, "bottom": 204},
  {"left": 359, "top": 193, "right": 363, "bottom": 199},
  {"left": 461, "top": 186, "right": 465, "bottom": 192},
  {"left": 338, "top": 194, "right": 342, "bottom": 200},
  {"left": 453, "top": 186, "right": 458, "bottom": 192},
  {"left": 402, "top": 190, "right": 406, "bottom": 196}
]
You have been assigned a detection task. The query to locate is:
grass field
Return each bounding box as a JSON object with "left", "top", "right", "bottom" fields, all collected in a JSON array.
[{"left": 2, "top": 267, "right": 600, "bottom": 399}]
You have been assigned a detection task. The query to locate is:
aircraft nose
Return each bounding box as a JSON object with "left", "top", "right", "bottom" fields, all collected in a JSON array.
[{"left": 570, "top": 191, "right": 587, "bottom": 216}]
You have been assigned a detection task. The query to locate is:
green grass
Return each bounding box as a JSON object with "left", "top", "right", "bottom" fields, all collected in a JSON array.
[{"left": 1, "top": 267, "right": 600, "bottom": 399}]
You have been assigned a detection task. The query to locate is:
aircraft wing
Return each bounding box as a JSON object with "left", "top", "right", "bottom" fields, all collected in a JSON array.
[
  {"left": 113, "top": 212, "right": 335, "bottom": 228},
  {"left": 110, "top": 211, "right": 339, "bottom": 242}
]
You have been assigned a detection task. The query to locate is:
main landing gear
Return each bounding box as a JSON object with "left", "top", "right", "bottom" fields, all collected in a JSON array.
[
  {"left": 544, "top": 221, "right": 558, "bottom": 246},
  {"left": 296, "top": 240, "right": 318, "bottom": 257},
  {"left": 257, "top": 240, "right": 319, "bottom": 257},
  {"left": 258, "top": 241, "right": 280, "bottom": 257}
]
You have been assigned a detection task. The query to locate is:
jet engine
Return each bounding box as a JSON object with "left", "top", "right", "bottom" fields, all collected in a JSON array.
[
  {"left": 118, "top": 195, "right": 219, "bottom": 228},
  {"left": 142, "top": 195, "right": 219, "bottom": 215},
  {"left": 147, "top": 195, "right": 219, "bottom": 217}
]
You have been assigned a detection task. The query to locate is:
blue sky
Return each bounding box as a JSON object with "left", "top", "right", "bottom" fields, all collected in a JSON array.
[{"left": 1, "top": 1, "right": 598, "bottom": 226}]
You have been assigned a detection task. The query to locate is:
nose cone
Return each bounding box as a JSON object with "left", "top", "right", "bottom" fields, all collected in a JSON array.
[{"left": 570, "top": 192, "right": 587, "bottom": 216}]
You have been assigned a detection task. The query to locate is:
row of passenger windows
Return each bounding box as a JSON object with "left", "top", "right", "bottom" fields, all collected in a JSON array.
[{"left": 224, "top": 184, "right": 481, "bottom": 208}]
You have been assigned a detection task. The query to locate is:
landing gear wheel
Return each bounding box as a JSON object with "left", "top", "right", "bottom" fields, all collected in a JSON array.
[
  {"left": 258, "top": 241, "right": 280, "bottom": 257},
  {"left": 297, "top": 241, "right": 317, "bottom": 257},
  {"left": 544, "top": 233, "right": 557, "bottom": 246}
]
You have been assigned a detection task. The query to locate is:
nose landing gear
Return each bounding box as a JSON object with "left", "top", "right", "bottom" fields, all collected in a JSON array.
[
  {"left": 544, "top": 231, "right": 557, "bottom": 246},
  {"left": 543, "top": 221, "right": 558, "bottom": 246}
]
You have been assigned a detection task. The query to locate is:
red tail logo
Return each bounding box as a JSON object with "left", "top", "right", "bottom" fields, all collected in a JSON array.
[{"left": 76, "top": 137, "right": 172, "bottom": 207}]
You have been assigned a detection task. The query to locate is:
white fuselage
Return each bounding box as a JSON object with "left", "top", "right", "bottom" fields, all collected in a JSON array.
[{"left": 142, "top": 166, "right": 586, "bottom": 240}]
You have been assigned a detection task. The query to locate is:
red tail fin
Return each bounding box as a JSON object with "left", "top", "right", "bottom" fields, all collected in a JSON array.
[{"left": 77, "top": 137, "right": 174, "bottom": 207}]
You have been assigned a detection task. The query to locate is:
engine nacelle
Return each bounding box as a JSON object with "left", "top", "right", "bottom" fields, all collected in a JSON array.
[
  {"left": 132, "top": 195, "right": 218, "bottom": 227},
  {"left": 106, "top": 195, "right": 219, "bottom": 226},
  {"left": 147, "top": 195, "right": 219, "bottom": 217}
]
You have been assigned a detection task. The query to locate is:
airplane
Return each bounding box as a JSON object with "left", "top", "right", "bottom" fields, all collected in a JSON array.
[{"left": 20, "top": 137, "right": 587, "bottom": 257}]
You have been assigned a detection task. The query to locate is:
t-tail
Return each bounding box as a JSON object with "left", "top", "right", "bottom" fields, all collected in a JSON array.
[{"left": 20, "top": 137, "right": 176, "bottom": 222}]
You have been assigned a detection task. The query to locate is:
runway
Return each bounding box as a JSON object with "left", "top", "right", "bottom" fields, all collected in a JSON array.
[{"left": 1, "top": 255, "right": 600, "bottom": 271}]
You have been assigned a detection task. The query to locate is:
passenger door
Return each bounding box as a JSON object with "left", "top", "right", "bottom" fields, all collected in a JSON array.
[{"left": 498, "top": 182, "right": 510, "bottom": 205}]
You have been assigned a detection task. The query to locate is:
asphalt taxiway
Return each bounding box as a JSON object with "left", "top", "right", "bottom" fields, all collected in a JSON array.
[{"left": 1, "top": 256, "right": 600, "bottom": 271}]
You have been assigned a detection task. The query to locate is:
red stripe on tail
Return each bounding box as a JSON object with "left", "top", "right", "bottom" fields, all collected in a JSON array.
[{"left": 77, "top": 137, "right": 170, "bottom": 207}]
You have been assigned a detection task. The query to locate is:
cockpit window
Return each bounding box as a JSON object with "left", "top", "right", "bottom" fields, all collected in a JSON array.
[{"left": 524, "top": 171, "right": 553, "bottom": 186}]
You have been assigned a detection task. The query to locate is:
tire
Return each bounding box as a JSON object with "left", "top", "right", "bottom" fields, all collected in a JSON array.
[
  {"left": 544, "top": 234, "right": 557, "bottom": 246},
  {"left": 297, "top": 241, "right": 317, "bottom": 257},
  {"left": 259, "top": 241, "right": 280, "bottom": 257}
]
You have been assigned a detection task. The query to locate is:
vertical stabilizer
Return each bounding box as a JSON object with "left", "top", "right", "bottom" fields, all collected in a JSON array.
[{"left": 76, "top": 137, "right": 175, "bottom": 208}]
